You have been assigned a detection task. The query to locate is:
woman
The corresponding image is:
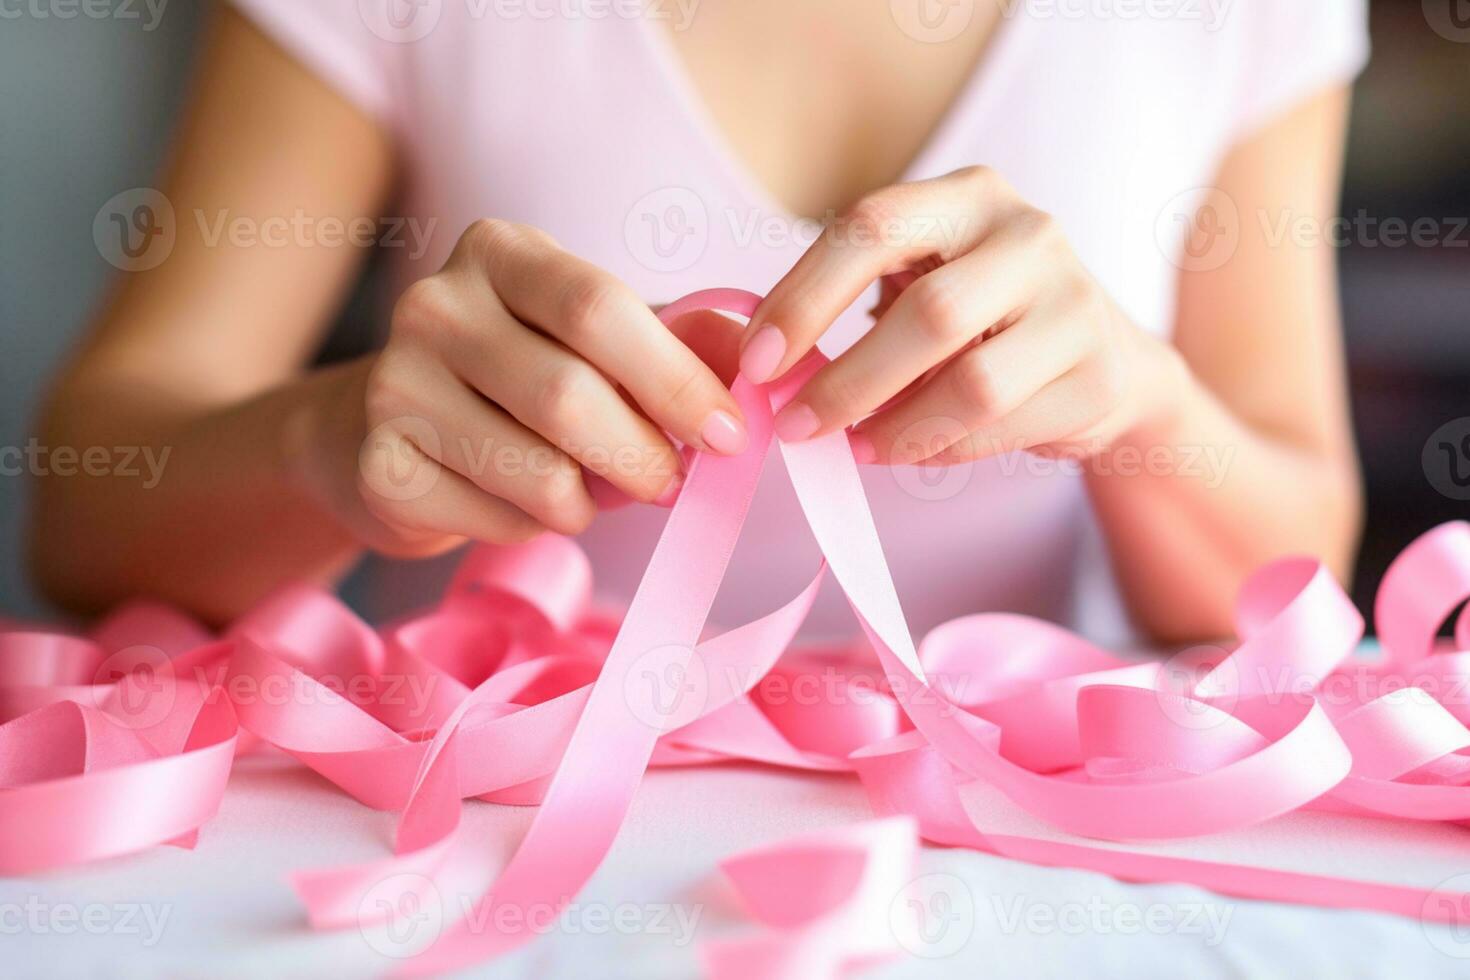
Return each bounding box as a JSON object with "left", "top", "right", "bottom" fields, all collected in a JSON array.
[{"left": 30, "top": 0, "right": 1367, "bottom": 646}]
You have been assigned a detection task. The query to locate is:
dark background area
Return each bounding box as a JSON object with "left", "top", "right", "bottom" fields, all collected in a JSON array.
[
  {"left": 1340, "top": 0, "right": 1470, "bottom": 623},
  {"left": 1, "top": 0, "right": 1465, "bottom": 630}
]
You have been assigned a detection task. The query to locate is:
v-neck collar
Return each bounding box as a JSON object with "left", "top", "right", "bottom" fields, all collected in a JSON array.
[{"left": 631, "top": 8, "right": 1039, "bottom": 223}]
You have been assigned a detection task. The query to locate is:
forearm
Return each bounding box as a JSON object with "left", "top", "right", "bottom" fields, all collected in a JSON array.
[
  {"left": 1086, "top": 349, "right": 1362, "bottom": 644},
  {"left": 28, "top": 358, "right": 375, "bottom": 625}
]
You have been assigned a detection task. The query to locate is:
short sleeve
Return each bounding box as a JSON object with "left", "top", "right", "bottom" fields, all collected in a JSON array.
[
  {"left": 1231, "top": 0, "right": 1371, "bottom": 139},
  {"left": 228, "top": 0, "right": 406, "bottom": 132}
]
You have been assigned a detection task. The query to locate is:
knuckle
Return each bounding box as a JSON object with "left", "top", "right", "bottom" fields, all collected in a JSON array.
[
  {"left": 1071, "top": 272, "right": 1107, "bottom": 313},
  {"left": 461, "top": 219, "right": 557, "bottom": 281},
  {"left": 534, "top": 361, "right": 598, "bottom": 432},
  {"left": 462, "top": 217, "right": 518, "bottom": 257},
  {"left": 393, "top": 276, "right": 455, "bottom": 338},
  {"left": 1066, "top": 281, "right": 1109, "bottom": 336},
  {"left": 844, "top": 193, "right": 902, "bottom": 241},
  {"left": 557, "top": 272, "right": 628, "bottom": 342},
  {"left": 1016, "top": 208, "right": 1062, "bottom": 248},
  {"left": 959, "top": 164, "right": 1009, "bottom": 196},
  {"left": 909, "top": 278, "right": 968, "bottom": 344},
  {"left": 1092, "top": 346, "right": 1131, "bottom": 412},
  {"left": 356, "top": 454, "right": 416, "bottom": 522},
  {"left": 956, "top": 164, "right": 993, "bottom": 186},
  {"left": 363, "top": 353, "right": 416, "bottom": 423},
  {"left": 952, "top": 351, "right": 1006, "bottom": 419},
  {"left": 537, "top": 469, "right": 594, "bottom": 534}
]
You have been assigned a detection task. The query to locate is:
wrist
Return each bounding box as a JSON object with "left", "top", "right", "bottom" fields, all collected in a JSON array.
[
  {"left": 1115, "top": 329, "right": 1193, "bottom": 452},
  {"left": 277, "top": 357, "right": 375, "bottom": 520}
]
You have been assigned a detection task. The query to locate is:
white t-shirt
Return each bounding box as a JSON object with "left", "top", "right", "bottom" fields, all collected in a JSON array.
[{"left": 232, "top": 0, "right": 1371, "bottom": 641}]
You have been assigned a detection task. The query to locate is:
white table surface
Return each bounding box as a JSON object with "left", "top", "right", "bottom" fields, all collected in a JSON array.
[{"left": 6, "top": 751, "right": 1466, "bottom": 979}]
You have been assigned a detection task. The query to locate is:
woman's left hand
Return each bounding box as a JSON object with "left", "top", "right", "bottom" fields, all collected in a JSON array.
[{"left": 740, "top": 166, "right": 1188, "bottom": 466}]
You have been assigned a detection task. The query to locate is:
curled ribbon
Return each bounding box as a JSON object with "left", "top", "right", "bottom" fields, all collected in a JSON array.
[{"left": 3, "top": 288, "right": 1470, "bottom": 976}]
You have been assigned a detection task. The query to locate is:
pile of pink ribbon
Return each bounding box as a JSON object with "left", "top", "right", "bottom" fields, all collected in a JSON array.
[{"left": 3, "top": 289, "right": 1470, "bottom": 978}]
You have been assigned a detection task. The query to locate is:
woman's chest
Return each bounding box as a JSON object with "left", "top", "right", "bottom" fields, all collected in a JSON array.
[
  {"left": 656, "top": 0, "right": 1003, "bottom": 218},
  {"left": 398, "top": 9, "right": 1238, "bottom": 340}
]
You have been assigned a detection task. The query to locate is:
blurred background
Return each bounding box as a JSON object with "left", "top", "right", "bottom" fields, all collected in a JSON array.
[{"left": 1, "top": 0, "right": 1466, "bottom": 629}]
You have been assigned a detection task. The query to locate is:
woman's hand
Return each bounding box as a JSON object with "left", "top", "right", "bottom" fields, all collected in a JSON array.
[
  {"left": 352, "top": 220, "right": 749, "bottom": 555},
  {"left": 740, "top": 167, "right": 1186, "bottom": 466}
]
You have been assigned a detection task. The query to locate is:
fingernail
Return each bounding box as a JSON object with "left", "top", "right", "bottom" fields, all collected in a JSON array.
[
  {"left": 654, "top": 470, "right": 684, "bottom": 507},
  {"left": 701, "top": 409, "right": 749, "bottom": 455},
  {"left": 739, "top": 326, "right": 786, "bottom": 384},
  {"left": 773, "top": 403, "right": 821, "bottom": 443},
  {"left": 849, "top": 431, "right": 877, "bottom": 464}
]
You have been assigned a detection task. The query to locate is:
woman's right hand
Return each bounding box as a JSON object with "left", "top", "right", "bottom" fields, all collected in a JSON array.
[{"left": 350, "top": 219, "right": 749, "bottom": 556}]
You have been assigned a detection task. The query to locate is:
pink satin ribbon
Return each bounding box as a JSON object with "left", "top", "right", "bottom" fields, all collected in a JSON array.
[{"left": 4, "top": 288, "right": 1470, "bottom": 976}]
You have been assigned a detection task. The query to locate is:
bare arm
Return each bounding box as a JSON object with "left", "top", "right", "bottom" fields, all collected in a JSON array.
[
  {"left": 31, "top": 8, "right": 746, "bottom": 626},
  {"left": 31, "top": 8, "right": 396, "bottom": 623},
  {"left": 1086, "top": 89, "right": 1363, "bottom": 642},
  {"left": 741, "top": 88, "right": 1362, "bottom": 645}
]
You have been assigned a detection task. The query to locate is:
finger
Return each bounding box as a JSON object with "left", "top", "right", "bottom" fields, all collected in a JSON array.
[
  {"left": 740, "top": 168, "right": 1009, "bottom": 384},
  {"left": 843, "top": 377, "right": 1093, "bottom": 470},
  {"left": 475, "top": 222, "right": 748, "bottom": 455},
  {"left": 845, "top": 309, "right": 1097, "bottom": 464},
  {"left": 358, "top": 429, "right": 546, "bottom": 546},
  {"left": 917, "top": 382, "right": 1111, "bottom": 467},
  {"left": 770, "top": 231, "right": 1042, "bottom": 442},
  {"left": 418, "top": 376, "right": 601, "bottom": 535},
  {"left": 449, "top": 310, "right": 685, "bottom": 505},
  {"left": 663, "top": 308, "right": 745, "bottom": 386}
]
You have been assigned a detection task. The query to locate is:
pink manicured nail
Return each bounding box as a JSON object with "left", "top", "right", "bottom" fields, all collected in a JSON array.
[
  {"left": 740, "top": 326, "right": 786, "bottom": 384},
  {"left": 849, "top": 431, "right": 877, "bottom": 464},
  {"left": 773, "top": 403, "right": 821, "bottom": 443},
  {"left": 701, "top": 410, "right": 749, "bottom": 455},
  {"left": 654, "top": 470, "right": 684, "bottom": 508}
]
